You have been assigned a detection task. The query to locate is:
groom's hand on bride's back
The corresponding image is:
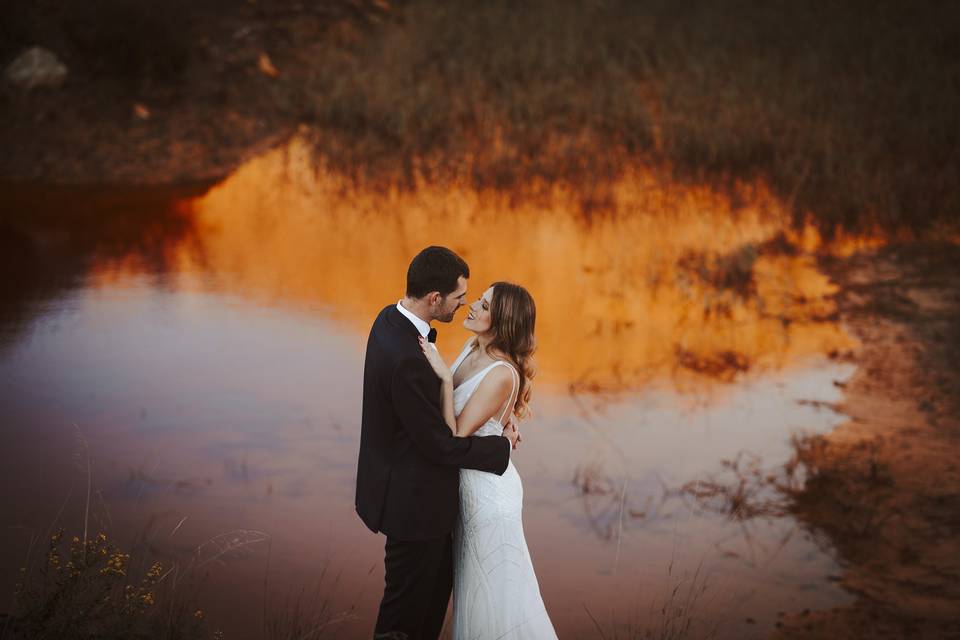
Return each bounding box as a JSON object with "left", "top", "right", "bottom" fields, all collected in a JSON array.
[{"left": 501, "top": 418, "right": 521, "bottom": 450}]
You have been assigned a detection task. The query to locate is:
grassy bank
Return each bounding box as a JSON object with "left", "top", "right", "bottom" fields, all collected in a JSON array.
[
  {"left": 2, "top": 0, "right": 958, "bottom": 230},
  {"left": 294, "top": 0, "right": 960, "bottom": 231}
]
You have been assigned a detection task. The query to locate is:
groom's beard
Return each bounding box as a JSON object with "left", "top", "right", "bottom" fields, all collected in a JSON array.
[{"left": 437, "top": 308, "right": 458, "bottom": 323}]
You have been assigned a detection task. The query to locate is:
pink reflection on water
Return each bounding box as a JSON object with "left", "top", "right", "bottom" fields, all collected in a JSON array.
[
  {"left": 1, "top": 137, "right": 868, "bottom": 638},
  {"left": 1, "top": 271, "right": 854, "bottom": 638}
]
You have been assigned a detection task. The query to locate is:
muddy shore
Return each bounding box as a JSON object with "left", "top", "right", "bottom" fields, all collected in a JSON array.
[{"left": 774, "top": 243, "right": 960, "bottom": 639}]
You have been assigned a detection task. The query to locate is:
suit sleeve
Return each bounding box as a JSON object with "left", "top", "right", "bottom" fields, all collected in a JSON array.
[{"left": 391, "top": 354, "right": 510, "bottom": 475}]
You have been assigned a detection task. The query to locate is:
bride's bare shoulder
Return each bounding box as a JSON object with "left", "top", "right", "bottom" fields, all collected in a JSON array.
[{"left": 475, "top": 364, "right": 515, "bottom": 397}]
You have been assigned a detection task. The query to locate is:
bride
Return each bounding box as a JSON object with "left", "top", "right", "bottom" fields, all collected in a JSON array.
[{"left": 419, "top": 281, "right": 557, "bottom": 640}]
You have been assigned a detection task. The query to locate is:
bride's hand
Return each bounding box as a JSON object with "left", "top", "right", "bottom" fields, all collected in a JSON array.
[
  {"left": 419, "top": 336, "right": 452, "bottom": 384},
  {"left": 502, "top": 415, "right": 522, "bottom": 450}
]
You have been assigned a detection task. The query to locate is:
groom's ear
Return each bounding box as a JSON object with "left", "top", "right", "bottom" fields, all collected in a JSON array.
[{"left": 426, "top": 291, "right": 442, "bottom": 306}]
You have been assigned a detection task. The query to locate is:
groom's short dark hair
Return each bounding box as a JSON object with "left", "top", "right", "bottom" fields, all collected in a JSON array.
[{"left": 406, "top": 246, "right": 470, "bottom": 298}]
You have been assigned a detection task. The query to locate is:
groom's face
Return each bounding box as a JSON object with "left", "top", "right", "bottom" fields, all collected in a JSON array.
[{"left": 434, "top": 276, "right": 469, "bottom": 323}]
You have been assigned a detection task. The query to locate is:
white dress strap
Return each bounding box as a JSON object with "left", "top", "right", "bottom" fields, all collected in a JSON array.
[{"left": 492, "top": 361, "right": 519, "bottom": 424}]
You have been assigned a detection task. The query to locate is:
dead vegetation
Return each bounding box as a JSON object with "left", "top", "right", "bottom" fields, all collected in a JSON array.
[
  {"left": 676, "top": 242, "right": 960, "bottom": 638},
  {"left": 3, "top": 1, "right": 959, "bottom": 232}
]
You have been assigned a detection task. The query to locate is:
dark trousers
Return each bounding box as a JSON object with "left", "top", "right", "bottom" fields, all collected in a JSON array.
[{"left": 374, "top": 534, "right": 453, "bottom": 640}]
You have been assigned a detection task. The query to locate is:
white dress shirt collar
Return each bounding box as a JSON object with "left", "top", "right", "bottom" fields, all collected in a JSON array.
[{"left": 396, "top": 300, "right": 431, "bottom": 338}]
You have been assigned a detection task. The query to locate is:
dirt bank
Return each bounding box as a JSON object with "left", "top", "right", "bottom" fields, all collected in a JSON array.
[
  {"left": 774, "top": 242, "right": 960, "bottom": 639},
  {"left": 0, "top": 0, "right": 386, "bottom": 185},
  {"left": 3, "top": 1, "right": 958, "bottom": 232}
]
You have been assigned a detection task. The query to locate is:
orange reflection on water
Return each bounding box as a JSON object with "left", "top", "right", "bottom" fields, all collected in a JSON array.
[{"left": 91, "top": 137, "right": 855, "bottom": 390}]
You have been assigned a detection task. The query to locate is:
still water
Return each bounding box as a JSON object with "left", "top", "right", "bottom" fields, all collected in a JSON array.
[{"left": 1, "top": 139, "right": 858, "bottom": 638}]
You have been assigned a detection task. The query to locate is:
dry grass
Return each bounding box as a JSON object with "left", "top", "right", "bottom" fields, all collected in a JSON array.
[
  {"left": 3, "top": 0, "right": 956, "bottom": 230},
  {"left": 5, "top": 523, "right": 337, "bottom": 640},
  {"left": 4, "top": 530, "right": 209, "bottom": 640},
  {"left": 584, "top": 559, "right": 718, "bottom": 640},
  {"left": 262, "top": 567, "right": 356, "bottom": 640},
  {"left": 680, "top": 433, "right": 898, "bottom": 546},
  {"left": 1, "top": 433, "right": 347, "bottom": 640},
  {"left": 0, "top": 426, "right": 211, "bottom": 639},
  {"left": 293, "top": 0, "right": 959, "bottom": 231}
]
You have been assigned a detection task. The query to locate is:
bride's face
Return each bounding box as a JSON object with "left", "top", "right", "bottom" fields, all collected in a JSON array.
[{"left": 462, "top": 286, "right": 494, "bottom": 335}]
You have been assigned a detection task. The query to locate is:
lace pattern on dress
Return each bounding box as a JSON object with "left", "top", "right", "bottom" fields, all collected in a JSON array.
[{"left": 449, "top": 343, "right": 558, "bottom": 640}]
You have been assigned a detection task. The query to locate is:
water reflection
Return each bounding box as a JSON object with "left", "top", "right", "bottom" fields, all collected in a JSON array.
[
  {"left": 91, "top": 137, "right": 854, "bottom": 391},
  {"left": 0, "top": 182, "right": 206, "bottom": 352},
  {"left": 0, "top": 139, "right": 864, "bottom": 639}
]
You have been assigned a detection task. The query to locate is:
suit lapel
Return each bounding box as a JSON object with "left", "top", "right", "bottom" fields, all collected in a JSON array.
[{"left": 385, "top": 304, "right": 423, "bottom": 341}]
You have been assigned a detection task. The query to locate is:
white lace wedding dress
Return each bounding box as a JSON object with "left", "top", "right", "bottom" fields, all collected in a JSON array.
[{"left": 450, "top": 346, "right": 557, "bottom": 640}]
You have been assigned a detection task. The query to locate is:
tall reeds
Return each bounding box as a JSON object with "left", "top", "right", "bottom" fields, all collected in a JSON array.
[
  {"left": 4, "top": 0, "right": 956, "bottom": 230},
  {"left": 295, "top": 0, "right": 959, "bottom": 231}
]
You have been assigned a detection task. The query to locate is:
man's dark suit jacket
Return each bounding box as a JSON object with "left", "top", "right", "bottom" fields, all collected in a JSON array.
[{"left": 356, "top": 304, "right": 511, "bottom": 541}]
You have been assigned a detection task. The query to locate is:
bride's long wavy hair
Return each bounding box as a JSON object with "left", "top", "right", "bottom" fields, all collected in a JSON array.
[{"left": 476, "top": 281, "right": 536, "bottom": 420}]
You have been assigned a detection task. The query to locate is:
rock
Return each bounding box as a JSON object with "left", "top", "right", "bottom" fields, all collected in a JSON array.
[{"left": 5, "top": 47, "right": 68, "bottom": 89}]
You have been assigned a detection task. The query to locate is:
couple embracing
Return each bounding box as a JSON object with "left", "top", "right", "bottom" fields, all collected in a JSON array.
[{"left": 355, "top": 246, "right": 557, "bottom": 640}]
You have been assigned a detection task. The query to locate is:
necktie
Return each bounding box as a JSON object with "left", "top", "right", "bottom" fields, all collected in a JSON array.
[{"left": 427, "top": 328, "right": 438, "bottom": 343}]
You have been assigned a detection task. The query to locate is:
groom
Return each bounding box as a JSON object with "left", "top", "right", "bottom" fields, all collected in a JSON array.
[{"left": 356, "top": 246, "right": 519, "bottom": 640}]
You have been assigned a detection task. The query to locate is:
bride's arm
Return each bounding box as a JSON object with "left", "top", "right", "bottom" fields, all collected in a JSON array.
[
  {"left": 419, "top": 339, "right": 515, "bottom": 437},
  {"left": 452, "top": 368, "right": 515, "bottom": 437}
]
